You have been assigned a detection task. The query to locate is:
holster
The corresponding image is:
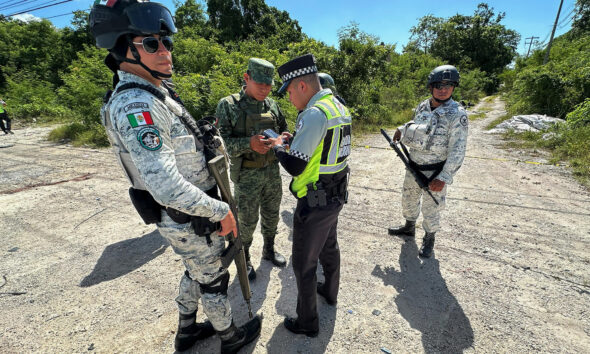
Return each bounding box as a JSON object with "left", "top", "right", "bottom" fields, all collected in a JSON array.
[{"left": 128, "top": 188, "right": 162, "bottom": 224}]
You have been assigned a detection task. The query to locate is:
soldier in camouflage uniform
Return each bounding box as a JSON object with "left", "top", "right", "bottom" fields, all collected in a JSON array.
[
  {"left": 388, "top": 65, "right": 468, "bottom": 258},
  {"left": 89, "top": 1, "right": 260, "bottom": 353},
  {"left": 318, "top": 73, "right": 346, "bottom": 105},
  {"left": 215, "top": 58, "right": 290, "bottom": 280}
]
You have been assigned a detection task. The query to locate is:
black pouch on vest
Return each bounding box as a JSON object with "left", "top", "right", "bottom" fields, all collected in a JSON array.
[
  {"left": 128, "top": 188, "right": 162, "bottom": 224},
  {"left": 306, "top": 183, "right": 327, "bottom": 208}
]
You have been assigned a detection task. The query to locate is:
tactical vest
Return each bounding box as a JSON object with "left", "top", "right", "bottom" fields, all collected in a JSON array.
[
  {"left": 291, "top": 94, "right": 352, "bottom": 198},
  {"left": 230, "top": 94, "right": 278, "bottom": 169},
  {"left": 103, "top": 83, "right": 222, "bottom": 190}
]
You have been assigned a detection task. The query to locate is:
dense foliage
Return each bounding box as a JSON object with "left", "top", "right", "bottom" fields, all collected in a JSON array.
[
  {"left": 0, "top": 1, "right": 518, "bottom": 145},
  {"left": 500, "top": 0, "right": 590, "bottom": 182},
  {"left": 407, "top": 3, "right": 519, "bottom": 93}
]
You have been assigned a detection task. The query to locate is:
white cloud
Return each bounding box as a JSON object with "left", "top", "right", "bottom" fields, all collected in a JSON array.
[{"left": 12, "top": 13, "right": 43, "bottom": 23}]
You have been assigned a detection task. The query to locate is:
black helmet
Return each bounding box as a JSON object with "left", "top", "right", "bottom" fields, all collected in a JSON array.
[
  {"left": 427, "top": 65, "right": 460, "bottom": 88},
  {"left": 90, "top": 0, "right": 176, "bottom": 50},
  {"left": 90, "top": 0, "right": 177, "bottom": 82}
]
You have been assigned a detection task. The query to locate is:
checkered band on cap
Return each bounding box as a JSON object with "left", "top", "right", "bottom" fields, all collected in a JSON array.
[{"left": 280, "top": 65, "right": 318, "bottom": 82}]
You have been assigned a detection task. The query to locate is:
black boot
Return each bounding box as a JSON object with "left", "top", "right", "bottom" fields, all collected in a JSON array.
[
  {"left": 174, "top": 311, "right": 215, "bottom": 352},
  {"left": 218, "top": 316, "right": 262, "bottom": 354},
  {"left": 262, "top": 238, "right": 286, "bottom": 267},
  {"left": 244, "top": 246, "right": 256, "bottom": 280},
  {"left": 388, "top": 220, "right": 416, "bottom": 237},
  {"left": 419, "top": 232, "right": 436, "bottom": 258}
]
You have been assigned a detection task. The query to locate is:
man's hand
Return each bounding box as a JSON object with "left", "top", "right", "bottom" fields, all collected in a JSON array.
[
  {"left": 280, "top": 132, "right": 293, "bottom": 149},
  {"left": 250, "top": 135, "right": 271, "bottom": 154},
  {"left": 429, "top": 179, "right": 445, "bottom": 192},
  {"left": 393, "top": 129, "right": 402, "bottom": 142},
  {"left": 218, "top": 210, "right": 238, "bottom": 238}
]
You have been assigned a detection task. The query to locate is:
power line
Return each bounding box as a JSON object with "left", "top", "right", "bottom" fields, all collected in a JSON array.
[
  {"left": 0, "top": 0, "right": 44, "bottom": 11},
  {"left": 44, "top": 11, "right": 73, "bottom": 19},
  {"left": 6, "top": 0, "right": 62, "bottom": 14},
  {"left": 7, "top": 0, "right": 72, "bottom": 17}
]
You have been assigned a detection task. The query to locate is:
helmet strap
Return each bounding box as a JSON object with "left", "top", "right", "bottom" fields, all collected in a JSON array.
[{"left": 113, "top": 34, "right": 173, "bottom": 81}]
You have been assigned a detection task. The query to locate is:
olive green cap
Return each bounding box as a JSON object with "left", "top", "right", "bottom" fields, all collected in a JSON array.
[{"left": 247, "top": 58, "right": 275, "bottom": 85}]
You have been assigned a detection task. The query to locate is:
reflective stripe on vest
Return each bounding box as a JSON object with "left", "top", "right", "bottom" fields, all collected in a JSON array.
[{"left": 291, "top": 94, "right": 352, "bottom": 198}]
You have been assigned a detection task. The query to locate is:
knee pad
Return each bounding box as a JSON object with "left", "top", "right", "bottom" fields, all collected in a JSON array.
[{"left": 199, "top": 272, "right": 229, "bottom": 295}]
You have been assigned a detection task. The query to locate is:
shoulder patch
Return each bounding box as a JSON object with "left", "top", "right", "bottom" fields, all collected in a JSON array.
[
  {"left": 295, "top": 118, "right": 304, "bottom": 132},
  {"left": 137, "top": 127, "right": 162, "bottom": 151},
  {"left": 123, "top": 102, "right": 150, "bottom": 113},
  {"left": 127, "top": 111, "right": 154, "bottom": 127},
  {"left": 460, "top": 115, "right": 468, "bottom": 127}
]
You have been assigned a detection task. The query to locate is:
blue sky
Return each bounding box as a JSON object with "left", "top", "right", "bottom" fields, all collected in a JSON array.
[{"left": 3, "top": 0, "right": 577, "bottom": 55}]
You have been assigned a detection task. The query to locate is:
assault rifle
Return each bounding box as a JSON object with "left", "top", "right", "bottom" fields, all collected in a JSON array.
[
  {"left": 208, "top": 155, "right": 253, "bottom": 319},
  {"left": 380, "top": 129, "right": 439, "bottom": 205}
]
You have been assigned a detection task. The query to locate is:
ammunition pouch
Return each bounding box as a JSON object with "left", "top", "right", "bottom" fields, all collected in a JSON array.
[
  {"left": 128, "top": 187, "right": 162, "bottom": 224},
  {"left": 229, "top": 156, "right": 243, "bottom": 183}
]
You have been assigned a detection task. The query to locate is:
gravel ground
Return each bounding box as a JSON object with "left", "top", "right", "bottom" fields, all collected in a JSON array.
[{"left": 0, "top": 97, "right": 589, "bottom": 353}]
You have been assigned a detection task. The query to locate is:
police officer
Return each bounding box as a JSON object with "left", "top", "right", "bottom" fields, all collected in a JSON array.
[
  {"left": 215, "top": 58, "right": 290, "bottom": 280},
  {"left": 89, "top": 1, "right": 260, "bottom": 352},
  {"left": 269, "top": 54, "right": 351, "bottom": 337},
  {"left": 0, "top": 98, "right": 13, "bottom": 134},
  {"left": 318, "top": 73, "right": 346, "bottom": 105},
  {"left": 388, "top": 65, "right": 468, "bottom": 258}
]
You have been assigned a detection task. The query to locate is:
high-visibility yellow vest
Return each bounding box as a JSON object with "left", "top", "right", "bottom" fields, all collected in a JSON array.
[{"left": 291, "top": 94, "right": 352, "bottom": 198}]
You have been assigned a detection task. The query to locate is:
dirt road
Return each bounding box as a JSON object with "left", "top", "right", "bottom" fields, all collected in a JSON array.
[{"left": 1, "top": 97, "right": 589, "bottom": 353}]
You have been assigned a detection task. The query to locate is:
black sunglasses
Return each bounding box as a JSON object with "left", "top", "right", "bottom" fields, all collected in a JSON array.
[
  {"left": 132, "top": 36, "right": 173, "bottom": 54},
  {"left": 432, "top": 82, "right": 455, "bottom": 89}
]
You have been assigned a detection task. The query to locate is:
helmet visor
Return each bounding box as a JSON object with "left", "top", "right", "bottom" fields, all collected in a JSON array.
[{"left": 124, "top": 2, "right": 177, "bottom": 35}]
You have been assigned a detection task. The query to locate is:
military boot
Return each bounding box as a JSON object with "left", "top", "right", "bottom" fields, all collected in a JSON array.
[
  {"left": 262, "top": 238, "right": 286, "bottom": 267},
  {"left": 218, "top": 316, "right": 262, "bottom": 354},
  {"left": 388, "top": 220, "right": 416, "bottom": 237},
  {"left": 174, "top": 311, "right": 215, "bottom": 352},
  {"left": 419, "top": 232, "right": 436, "bottom": 258},
  {"left": 244, "top": 246, "right": 256, "bottom": 281}
]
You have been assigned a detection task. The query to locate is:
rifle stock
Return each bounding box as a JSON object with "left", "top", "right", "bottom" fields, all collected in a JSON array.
[
  {"left": 380, "top": 129, "right": 439, "bottom": 205},
  {"left": 207, "top": 155, "right": 253, "bottom": 319}
]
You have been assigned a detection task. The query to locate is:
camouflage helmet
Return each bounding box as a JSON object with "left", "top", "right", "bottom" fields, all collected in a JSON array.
[
  {"left": 427, "top": 65, "right": 460, "bottom": 88},
  {"left": 318, "top": 73, "right": 335, "bottom": 89},
  {"left": 89, "top": 0, "right": 177, "bottom": 50}
]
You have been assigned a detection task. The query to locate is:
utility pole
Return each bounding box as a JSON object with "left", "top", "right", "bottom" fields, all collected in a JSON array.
[
  {"left": 544, "top": 0, "right": 564, "bottom": 64},
  {"left": 525, "top": 36, "right": 539, "bottom": 57}
]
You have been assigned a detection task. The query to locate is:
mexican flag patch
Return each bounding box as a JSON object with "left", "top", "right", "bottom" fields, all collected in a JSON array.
[
  {"left": 94, "top": 0, "right": 118, "bottom": 7},
  {"left": 127, "top": 111, "right": 153, "bottom": 127}
]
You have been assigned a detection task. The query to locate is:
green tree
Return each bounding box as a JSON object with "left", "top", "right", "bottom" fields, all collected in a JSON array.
[
  {"left": 571, "top": 0, "right": 590, "bottom": 37},
  {"left": 206, "top": 0, "right": 302, "bottom": 45},
  {"left": 410, "top": 3, "right": 519, "bottom": 92}
]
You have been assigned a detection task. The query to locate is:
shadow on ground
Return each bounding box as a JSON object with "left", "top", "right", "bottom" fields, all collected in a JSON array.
[
  {"left": 372, "top": 239, "right": 474, "bottom": 353},
  {"left": 80, "top": 230, "right": 168, "bottom": 287}
]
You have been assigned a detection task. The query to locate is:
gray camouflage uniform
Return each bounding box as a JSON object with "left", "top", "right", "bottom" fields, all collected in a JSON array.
[
  {"left": 398, "top": 98, "right": 468, "bottom": 232},
  {"left": 102, "top": 70, "right": 232, "bottom": 331}
]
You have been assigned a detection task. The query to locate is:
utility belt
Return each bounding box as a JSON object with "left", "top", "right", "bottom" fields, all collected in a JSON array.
[
  {"left": 128, "top": 186, "right": 220, "bottom": 245},
  {"left": 303, "top": 175, "right": 349, "bottom": 208}
]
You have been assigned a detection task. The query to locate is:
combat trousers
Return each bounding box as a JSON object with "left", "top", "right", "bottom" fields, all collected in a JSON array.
[
  {"left": 292, "top": 198, "right": 343, "bottom": 331},
  {"left": 234, "top": 163, "right": 282, "bottom": 245},
  {"left": 401, "top": 169, "right": 447, "bottom": 233},
  {"left": 157, "top": 211, "right": 232, "bottom": 331}
]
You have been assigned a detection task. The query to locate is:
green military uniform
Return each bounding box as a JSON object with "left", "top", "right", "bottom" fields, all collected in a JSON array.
[{"left": 215, "top": 58, "right": 288, "bottom": 272}]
